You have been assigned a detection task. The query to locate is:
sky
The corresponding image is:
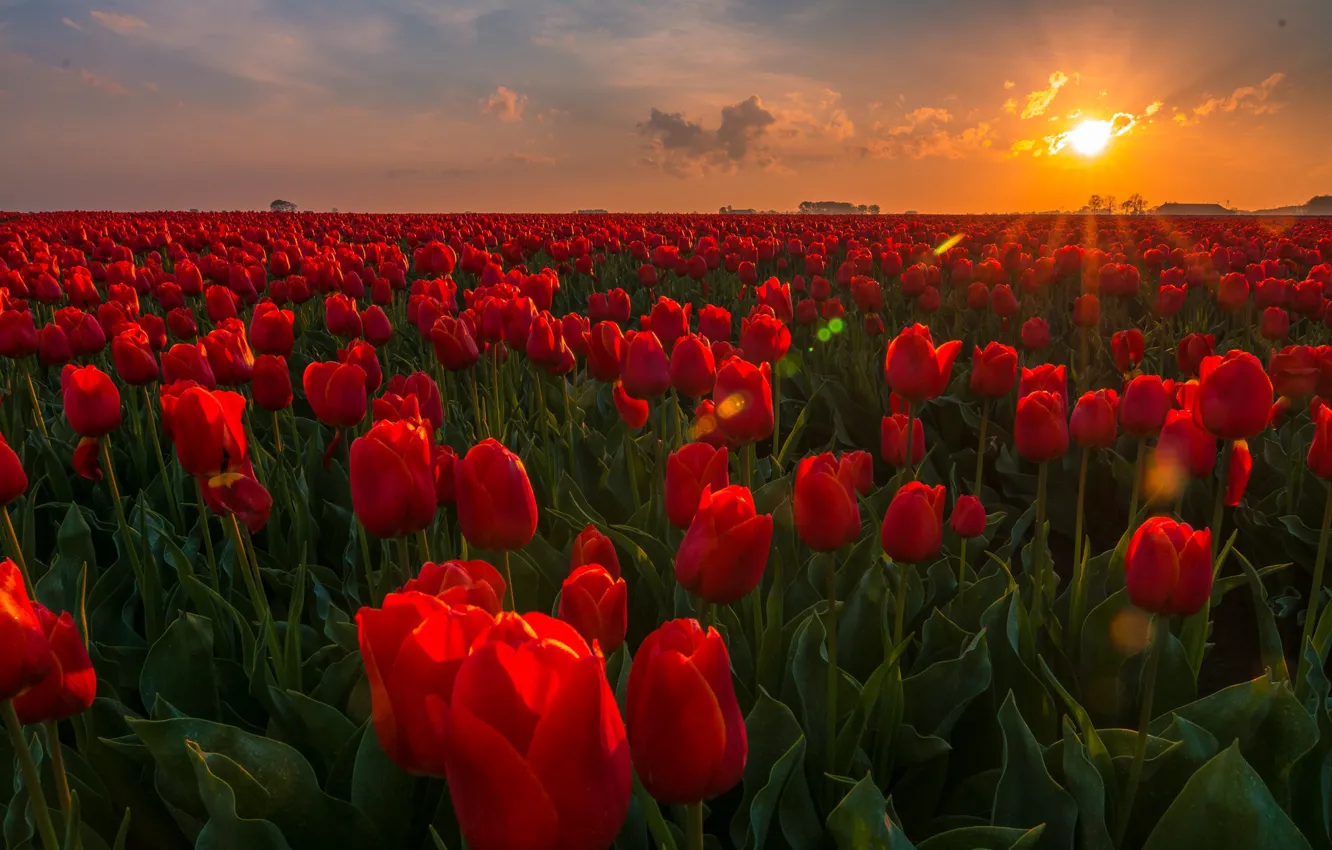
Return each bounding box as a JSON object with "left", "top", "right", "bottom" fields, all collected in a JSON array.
[{"left": 2, "top": 0, "right": 1331, "bottom": 213}]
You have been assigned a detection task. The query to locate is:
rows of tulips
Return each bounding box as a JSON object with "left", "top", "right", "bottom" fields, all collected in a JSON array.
[{"left": 1, "top": 210, "right": 1332, "bottom": 850}]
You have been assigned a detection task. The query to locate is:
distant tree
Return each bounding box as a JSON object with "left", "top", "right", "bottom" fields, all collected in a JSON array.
[
  {"left": 270, "top": 199, "right": 298, "bottom": 213},
  {"left": 867, "top": 204, "right": 881, "bottom": 215},
  {"left": 1088, "top": 194, "right": 1103, "bottom": 213},
  {"left": 1103, "top": 195, "right": 1117, "bottom": 214},
  {"left": 1123, "top": 193, "right": 1148, "bottom": 215}
]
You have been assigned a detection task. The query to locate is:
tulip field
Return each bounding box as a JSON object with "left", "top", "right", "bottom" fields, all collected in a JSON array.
[{"left": 3, "top": 211, "right": 1332, "bottom": 850}]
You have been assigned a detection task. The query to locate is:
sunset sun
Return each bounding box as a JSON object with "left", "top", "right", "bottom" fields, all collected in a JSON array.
[{"left": 1065, "top": 119, "right": 1113, "bottom": 156}]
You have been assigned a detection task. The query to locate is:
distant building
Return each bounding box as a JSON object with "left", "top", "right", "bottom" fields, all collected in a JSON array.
[
  {"left": 573, "top": 208, "right": 609, "bottom": 214},
  {"left": 720, "top": 206, "right": 757, "bottom": 214},
  {"left": 1154, "top": 203, "right": 1234, "bottom": 216}
]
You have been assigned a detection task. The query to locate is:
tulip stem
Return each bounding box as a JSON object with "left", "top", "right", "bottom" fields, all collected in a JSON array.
[
  {"left": 469, "top": 368, "right": 486, "bottom": 439},
  {"left": 1032, "top": 460, "right": 1050, "bottom": 631},
  {"left": 633, "top": 778, "right": 679, "bottom": 850},
  {"left": 228, "top": 514, "right": 286, "bottom": 685},
  {"left": 24, "top": 370, "right": 49, "bottom": 441},
  {"left": 1113, "top": 615, "right": 1162, "bottom": 849},
  {"left": 825, "top": 552, "right": 840, "bottom": 777},
  {"left": 102, "top": 438, "right": 161, "bottom": 643},
  {"left": 271, "top": 410, "right": 283, "bottom": 455},
  {"left": 1297, "top": 481, "right": 1332, "bottom": 684},
  {"left": 144, "top": 386, "right": 183, "bottom": 531},
  {"left": 742, "top": 443, "right": 754, "bottom": 489},
  {"left": 685, "top": 801, "right": 704, "bottom": 850},
  {"left": 1078, "top": 327, "right": 1089, "bottom": 396},
  {"left": 492, "top": 346, "right": 504, "bottom": 440},
  {"left": 3, "top": 701, "right": 61, "bottom": 850},
  {"left": 398, "top": 536, "right": 412, "bottom": 591},
  {"left": 973, "top": 400, "right": 989, "bottom": 496},
  {"left": 1068, "top": 448, "right": 1092, "bottom": 657},
  {"left": 194, "top": 478, "right": 221, "bottom": 594},
  {"left": 772, "top": 368, "right": 781, "bottom": 465},
  {"left": 502, "top": 550, "right": 515, "bottom": 611},
  {"left": 1127, "top": 436, "right": 1147, "bottom": 528},
  {"left": 43, "top": 720, "right": 72, "bottom": 818},
  {"left": 892, "top": 563, "right": 909, "bottom": 650},
  {"left": 1183, "top": 439, "right": 1233, "bottom": 676},
  {"left": 2, "top": 504, "right": 32, "bottom": 589},
  {"left": 904, "top": 401, "right": 917, "bottom": 480},
  {"left": 624, "top": 430, "right": 641, "bottom": 505},
  {"left": 417, "top": 528, "right": 432, "bottom": 564}
]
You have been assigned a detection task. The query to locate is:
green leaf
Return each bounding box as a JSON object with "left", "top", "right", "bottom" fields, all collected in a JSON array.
[
  {"left": 826, "top": 775, "right": 912, "bottom": 850},
  {"left": 992, "top": 692, "right": 1077, "bottom": 850},
  {"left": 351, "top": 722, "right": 420, "bottom": 849},
  {"left": 917, "top": 824, "right": 1046, "bottom": 850},
  {"left": 903, "top": 631, "right": 991, "bottom": 740},
  {"left": 36, "top": 503, "right": 98, "bottom": 619},
  {"left": 129, "top": 715, "right": 377, "bottom": 850},
  {"left": 188, "top": 742, "right": 293, "bottom": 850},
  {"left": 1141, "top": 744, "right": 1312, "bottom": 850},
  {"left": 1057, "top": 720, "right": 1113, "bottom": 850},
  {"left": 139, "top": 613, "right": 221, "bottom": 721},
  {"left": 731, "top": 688, "right": 820, "bottom": 850},
  {"left": 1233, "top": 550, "right": 1289, "bottom": 683},
  {"left": 1148, "top": 671, "right": 1318, "bottom": 808}
]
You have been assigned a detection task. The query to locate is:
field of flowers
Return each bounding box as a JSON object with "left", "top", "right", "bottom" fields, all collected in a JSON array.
[{"left": 1, "top": 210, "right": 1331, "bottom": 850}]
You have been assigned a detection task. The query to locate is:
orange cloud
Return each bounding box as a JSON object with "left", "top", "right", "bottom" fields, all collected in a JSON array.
[
  {"left": 80, "top": 70, "right": 128, "bottom": 96},
  {"left": 61, "top": 17, "right": 83, "bottom": 31},
  {"left": 90, "top": 10, "right": 147, "bottom": 34},
  {"left": 1192, "top": 73, "right": 1285, "bottom": 118},
  {"left": 1022, "top": 71, "right": 1069, "bottom": 119},
  {"left": 481, "top": 86, "right": 527, "bottom": 122}
]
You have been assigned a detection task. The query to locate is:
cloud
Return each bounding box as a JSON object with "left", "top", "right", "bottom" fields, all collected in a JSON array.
[
  {"left": 61, "top": 17, "right": 82, "bottom": 31},
  {"left": 862, "top": 121, "right": 994, "bottom": 160},
  {"left": 499, "top": 152, "right": 556, "bottom": 166},
  {"left": 80, "top": 69, "right": 128, "bottom": 96},
  {"left": 1191, "top": 72, "right": 1285, "bottom": 118},
  {"left": 480, "top": 86, "right": 527, "bottom": 122},
  {"left": 89, "top": 10, "right": 147, "bottom": 34},
  {"left": 888, "top": 107, "right": 952, "bottom": 135},
  {"left": 1144, "top": 100, "right": 1163, "bottom": 116},
  {"left": 639, "top": 95, "right": 778, "bottom": 176},
  {"left": 1002, "top": 98, "right": 1017, "bottom": 115},
  {"left": 1042, "top": 112, "right": 1137, "bottom": 155},
  {"left": 1004, "top": 80, "right": 1015, "bottom": 90},
  {"left": 1022, "top": 71, "right": 1069, "bottom": 119},
  {"left": 1010, "top": 139, "right": 1035, "bottom": 154}
]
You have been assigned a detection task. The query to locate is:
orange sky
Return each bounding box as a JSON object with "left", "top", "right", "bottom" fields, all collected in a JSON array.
[{"left": 2, "top": 0, "right": 1330, "bottom": 213}]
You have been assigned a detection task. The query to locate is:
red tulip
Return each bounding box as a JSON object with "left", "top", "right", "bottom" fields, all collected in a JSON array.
[
  {"left": 169, "top": 387, "right": 249, "bottom": 478},
  {"left": 431, "top": 316, "right": 481, "bottom": 372},
  {"left": 161, "top": 342, "right": 216, "bottom": 388},
  {"left": 1157, "top": 408, "right": 1218, "bottom": 479},
  {"left": 622, "top": 331, "right": 671, "bottom": 399},
  {"left": 970, "top": 343, "right": 1018, "bottom": 398},
  {"left": 884, "top": 324, "right": 961, "bottom": 401},
  {"left": 351, "top": 419, "right": 437, "bottom": 539},
  {"left": 0, "top": 309, "right": 38, "bottom": 359},
  {"left": 559, "top": 565, "right": 628, "bottom": 653},
  {"left": 1268, "top": 345, "right": 1320, "bottom": 399},
  {"left": 739, "top": 311, "right": 791, "bottom": 365},
  {"left": 675, "top": 485, "right": 773, "bottom": 604},
  {"left": 201, "top": 459, "right": 273, "bottom": 533},
  {"left": 1125, "top": 517, "right": 1212, "bottom": 616},
  {"left": 356, "top": 594, "right": 495, "bottom": 775},
  {"left": 570, "top": 524, "right": 621, "bottom": 580},
  {"left": 713, "top": 358, "right": 773, "bottom": 444},
  {"left": 1021, "top": 317, "right": 1050, "bottom": 351},
  {"left": 880, "top": 481, "right": 946, "bottom": 563},
  {"left": 252, "top": 354, "right": 293, "bottom": 412},
  {"left": 403, "top": 560, "right": 506, "bottom": 616},
  {"left": 437, "top": 612, "right": 630, "bottom": 850},
  {"left": 204, "top": 322, "right": 255, "bottom": 386},
  {"left": 455, "top": 439, "right": 538, "bottom": 551},
  {"left": 671, "top": 334, "right": 717, "bottom": 398},
  {"left": 0, "top": 433, "right": 27, "bottom": 505},
  {"left": 304, "top": 360, "right": 368, "bottom": 428},
  {"left": 1014, "top": 390, "right": 1069, "bottom": 462},
  {"left": 627, "top": 619, "right": 746, "bottom": 805},
  {"left": 1112, "top": 328, "right": 1145, "bottom": 373},
  {"left": 1260, "top": 307, "right": 1290, "bottom": 341},
  {"left": 880, "top": 413, "right": 925, "bottom": 468},
  {"left": 613, "top": 382, "right": 650, "bottom": 430},
  {"left": 61, "top": 364, "right": 121, "bottom": 437},
  {"left": 1194, "top": 352, "right": 1273, "bottom": 439},
  {"left": 1072, "top": 294, "right": 1100, "bottom": 328},
  {"left": 949, "top": 494, "right": 986, "bottom": 539},
  {"left": 665, "top": 443, "right": 730, "bottom": 530},
  {"left": 13, "top": 604, "right": 96, "bottom": 724},
  {"left": 1226, "top": 440, "right": 1252, "bottom": 507},
  {"left": 1019, "top": 364, "right": 1068, "bottom": 410},
  {"left": 1176, "top": 333, "right": 1215, "bottom": 378},
  {"left": 793, "top": 453, "right": 861, "bottom": 552},
  {"left": 1, "top": 558, "right": 53, "bottom": 700},
  {"left": 1120, "top": 375, "right": 1171, "bottom": 436},
  {"left": 584, "top": 321, "right": 625, "bottom": 383},
  {"left": 698, "top": 305, "right": 731, "bottom": 343},
  {"left": 250, "top": 302, "right": 295, "bottom": 357},
  {"left": 645, "top": 298, "right": 691, "bottom": 352},
  {"left": 1069, "top": 389, "right": 1119, "bottom": 449}
]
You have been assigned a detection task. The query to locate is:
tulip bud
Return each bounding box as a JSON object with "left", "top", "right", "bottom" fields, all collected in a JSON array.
[
  {"left": 559, "top": 565, "right": 628, "bottom": 653},
  {"left": 675, "top": 485, "right": 772, "bottom": 604},
  {"left": 570, "top": 524, "right": 621, "bottom": 580},
  {"left": 793, "top": 453, "right": 861, "bottom": 552},
  {"left": 880, "top": 481, "right": 946, "bottom": 564},
  {"left": 1125, "top": 517, "right": 1212, "bottom": 616},
  {"left": 665, "top": 443, "right": 730, "bottom": 530},
  {"left": 949, "top": 495, "right": 986, "bottom": 538}
]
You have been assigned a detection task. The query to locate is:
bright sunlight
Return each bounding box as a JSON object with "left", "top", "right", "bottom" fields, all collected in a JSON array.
[{"left": 1065, "top": 119, "right": 1114, "bottom": 156}]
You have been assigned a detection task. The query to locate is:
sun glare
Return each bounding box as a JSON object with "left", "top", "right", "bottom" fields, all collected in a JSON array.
[{"left": 1065, "top": 119, "right": 1113, "bottom": 156}]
